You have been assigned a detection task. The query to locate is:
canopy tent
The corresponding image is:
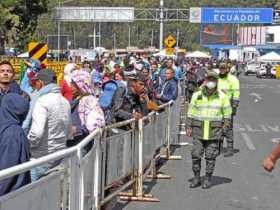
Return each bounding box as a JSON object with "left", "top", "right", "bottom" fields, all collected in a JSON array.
[
  {"left": 186, "top": 51, "right": 211, "bottom": 59},
  {"left": 17, "top": 52, "right": 29, "bottom": 58},
  {"left": 259, "top": 51, "right": 280, "bottom": 62},
  {"left": 153, "top": 50, "right": 175, "bottom": 57}
]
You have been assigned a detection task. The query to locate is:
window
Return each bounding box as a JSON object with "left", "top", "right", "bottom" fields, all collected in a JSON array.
[{"left": 266, "top": 33, "right": 274, "bottom": 43}]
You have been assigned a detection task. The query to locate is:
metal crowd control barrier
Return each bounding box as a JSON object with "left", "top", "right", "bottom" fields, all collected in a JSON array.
[{"left": 0, "top": 82, "right": 187, "bottom": 210}]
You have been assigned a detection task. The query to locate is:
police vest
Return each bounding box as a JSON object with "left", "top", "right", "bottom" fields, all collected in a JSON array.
[
  {"left": 187, "top": 89, "right": 232, "bottom": 140},
  {"left": 218, "top": 74, "right": 240, "bottom": 102}
]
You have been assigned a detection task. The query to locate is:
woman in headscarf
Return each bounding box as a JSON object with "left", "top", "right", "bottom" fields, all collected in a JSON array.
[
  {"left": 67, "top": 70, "right": 105, "bottom": 147},
  {"left": 0, "top": 93, "right": 30, "bottom": 196},
  {"left": 59, "top": 62, "right": 77, "bottom": 101}
]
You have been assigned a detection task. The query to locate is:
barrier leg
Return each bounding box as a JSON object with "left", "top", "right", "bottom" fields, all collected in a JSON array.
[
  {"left": 146, "top": 157, "right": 171, "bottom": 180},
  {"left": 119, "top": 119, "right": 160, "bottom": 202},
  {"left": 161, "top": 104, "right": 182, "bottom": 160}
]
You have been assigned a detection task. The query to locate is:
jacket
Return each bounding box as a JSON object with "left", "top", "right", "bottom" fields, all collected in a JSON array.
[
  {"left": 158, "top": 78, "right": 178, "bottom": 103},
  {"left": 28, "top": 85, "right": 72, "bottom": 158},
  {"left": 60, "top": 79, "right": 73, "bottom": 101},
  {"left": 22, "top": 83, "right": 57, "bottom": 132},
  {"left": 0, "top": 81, "right": 22, "bottom": 106},
  {"left": 0, "top": 94, "right": 30, "bottom": 196},
  {"left": 186, "top": 88, "right": 232, "bottom": 140},
  {"left": 218, "top": 74, "right": 240, "bottom": 109},
  {"left": 114, "top": 90, "right": 149, "bottom": 122}
]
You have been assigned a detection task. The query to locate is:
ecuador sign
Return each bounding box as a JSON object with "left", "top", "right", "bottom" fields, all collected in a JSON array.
[
  {"left": 190, "top": 7, "right": 273, "bottom": 24},
  {"left": 201, "top": 8, "right": 273, "bottom": 24}
]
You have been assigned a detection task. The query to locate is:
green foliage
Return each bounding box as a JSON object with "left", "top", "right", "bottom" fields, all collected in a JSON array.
[
  {"left": 0, "top": 0, "right": 48, "bottom": 54},
  {"left": 1, "top": 0, "right": 279, "bottom": 54}
]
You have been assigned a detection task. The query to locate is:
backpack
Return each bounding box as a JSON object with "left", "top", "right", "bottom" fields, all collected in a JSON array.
[{"left": 99, "top": 80, "right": 127, "bottom": 124}]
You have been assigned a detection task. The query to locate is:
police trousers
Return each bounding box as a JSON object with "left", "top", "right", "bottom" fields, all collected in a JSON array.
[
  {"left": 191, "top": 138, "right": 220, "bottom": 175},
  {"left": 224, "top": 115, "right": 234, "bottom": 149}
]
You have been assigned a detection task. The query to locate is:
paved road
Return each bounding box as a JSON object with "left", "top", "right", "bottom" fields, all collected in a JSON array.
[{"left": 115, "top": 74, "right": 280, "bottom": 210}]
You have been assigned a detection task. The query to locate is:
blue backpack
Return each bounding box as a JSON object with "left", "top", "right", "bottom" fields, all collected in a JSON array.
[
  {"left": 99, "top": 80, "right": 127, "bottom": 124},
  {"left": 99, "top": 80, "right": 119, "bottom": 109}
]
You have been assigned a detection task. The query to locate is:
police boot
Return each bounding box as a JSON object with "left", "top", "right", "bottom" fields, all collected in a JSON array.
[
  {"left": 190, "top": 172, "right": 201, "bottom": 188},
  {"left": 224, "top": 147, "right": 234, "bottom": 157},
  {"left": 202, "top": 173, "right": 212, "bottom": 189},
  {"left": 190, "top": 159, "right": 201, "bottom": 188}
]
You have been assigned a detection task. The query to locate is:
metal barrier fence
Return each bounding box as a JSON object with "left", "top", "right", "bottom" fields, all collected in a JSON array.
[{"left": 0, "top": 82, "right": 186, "bottom": 210}]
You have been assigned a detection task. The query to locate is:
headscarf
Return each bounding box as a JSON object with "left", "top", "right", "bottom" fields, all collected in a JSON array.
[
  {"left": 71, "top": 70, "right": 94, "bottom": 95},
  {"left": 0, "top": 93, "right": 29, "bottom": 129},
  {"left": 64, "top": 63, "right": 77, "bottom": 85},
  {"left": 0, "top": 93, "right": 31, "bottom": 196},
  {"left": 71, "top": 70, "right": 105, "bottom": 132}
]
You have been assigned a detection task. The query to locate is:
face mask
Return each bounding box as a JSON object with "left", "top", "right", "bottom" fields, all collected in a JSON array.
[{"left": 206, "top": 81, "right": 217, "bottom": 89}]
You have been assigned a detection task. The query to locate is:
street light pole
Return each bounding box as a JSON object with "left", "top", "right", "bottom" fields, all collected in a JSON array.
[
  {"left": 151, "top": 29, "right": 154, "bottom": 47},
  {"left": 57, "top": 0, "right": 61, "bottom": 61},
  {"left": 159, "top": 0, "right": 164, "bottom": 51},
  {"left": 176, "top": 28, "right": 180, "bottom": 48},
  {"left": 128, "top": 26, "right": 131, "bottom": 47},
  {"left": 93, "top": 23, "right": 96, "bottom": 49}
]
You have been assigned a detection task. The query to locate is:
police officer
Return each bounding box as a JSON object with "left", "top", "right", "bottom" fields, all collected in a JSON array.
[
  {"left": 186, "top": 71, "right": 232, "bottom": 189},
  {"left": 218, "top": 63, "right": 240, "bottom": 157}
]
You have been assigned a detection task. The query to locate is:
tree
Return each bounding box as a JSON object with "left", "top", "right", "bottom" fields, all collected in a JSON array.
[
  {"left": 0, "top": 0, "right": 19, "bottom": 54},
  {"left": 0, "top": 0, "right": 48, "bottom": 55}
]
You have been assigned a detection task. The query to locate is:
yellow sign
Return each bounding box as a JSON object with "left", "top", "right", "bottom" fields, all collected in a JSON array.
[
  {"left": 28, "top": 42, "right": 48, "bottom": 64},
  {"left": 164, "top": 35, "right": 176, "bottom": 48},
  {"left": 276, "top": 66, "right": 280, "bottom": 79},
  {"left": 165, "top": 48, "right": 175, "bottom": 55}
]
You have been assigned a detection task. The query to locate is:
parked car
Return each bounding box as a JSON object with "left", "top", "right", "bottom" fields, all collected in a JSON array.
[
  {"left": 244, "top": 62, "right": 260, "bottom": 75},
  {"left": 256, "top": 64, "right": 276, "bottom": 79}
]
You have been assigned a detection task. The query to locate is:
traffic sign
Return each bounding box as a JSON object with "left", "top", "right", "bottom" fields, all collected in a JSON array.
[
  {"left": 164, "top": 35, "right": 176, "bottom": 48},
  {"left": 28, "top": 42, "right": 48, "bottom": 64},
  {"left": 165, "top": 48, "right": 175, "bottom": 55}
]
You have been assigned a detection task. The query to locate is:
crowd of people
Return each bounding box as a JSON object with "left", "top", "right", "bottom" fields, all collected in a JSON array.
[
  {"left": 0, "top": 51, "right": 248, "bottom": 195},
  {"left": 0, "top": 54, "right": 182, "bottom": 196}
]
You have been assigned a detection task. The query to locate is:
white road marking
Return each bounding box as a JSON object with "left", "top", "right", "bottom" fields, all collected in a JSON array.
[
  {"left": 241, "top": 133, "right": 256, "bottom": 151},
  {"left": 271, "top": 138, "right": 280, "bottom": 144},
  {"left": 249, "top": 93, "right": 262, "bottom": 100}
]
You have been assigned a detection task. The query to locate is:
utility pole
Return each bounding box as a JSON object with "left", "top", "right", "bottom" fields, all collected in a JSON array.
[
  {"left": 151, "top": 29, "right": 154, "bottom": 47},
  {"left": 57, "top": 0, "right": 61, "bottom": 61},
  {"left": 176, "top": 28, "right": 180, "bottom": 48},
  {"left": 98, "top": 23, "right": 101, "bottom": 47},
  {"left": 113, "top": 33, "right": 116, "bottom": 51},
  {"left": 93, "top": 23, "right": 96, "bottom": 49},
  {"left": 128, "top": 26, "right": 131, "bottom": 47},
  {"left": 159, "top": 0, "right": 164, "bottom": 51}
]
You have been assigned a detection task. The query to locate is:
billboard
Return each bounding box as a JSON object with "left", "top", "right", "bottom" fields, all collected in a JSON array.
[
  {"left": 55, "top": 7, "right": 135, "bottom": 22},
  {"left": 190, "top": 7, "right": 273, "bottom": 24},
  {"left": 237, "top": 26, "right": 266, "bottom": 46},
  {"left": 200, "top": 24, "right": 236, "bottom": 45}
]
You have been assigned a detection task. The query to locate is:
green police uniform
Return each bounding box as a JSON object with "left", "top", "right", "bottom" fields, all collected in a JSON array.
[
  {"left": 186, "top": 83, "right": 232, "bottom": 188},
  {"left": 218, "top": 72, "right": 240, "bottom": 156}
]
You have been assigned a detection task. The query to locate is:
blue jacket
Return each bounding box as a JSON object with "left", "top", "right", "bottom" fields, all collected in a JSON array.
[
  {"left": 158, "top": 79, "right": 178, "bottom": 103},
  {"left": 0, "top": 93, "right": 30, "bottom": 196},
  {"left": 0, "top": 81, "right": 22, "bottom": 106},
  {"left": 159, "top": 67, "right": 183, "bottom": 82}
]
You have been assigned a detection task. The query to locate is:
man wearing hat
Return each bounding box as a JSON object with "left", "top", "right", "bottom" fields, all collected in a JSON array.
[
  {"left": 218, "top": 63, "right": 240, "bottom": 157},
  {"left": 186, "top": 71, "right": 232, "bottom": 189},
  {"left": 114, "top": 74, "right": 149, "bottom": 123},
  {"left": 27, "top": 69, "right": 72, "bottom": 180}
]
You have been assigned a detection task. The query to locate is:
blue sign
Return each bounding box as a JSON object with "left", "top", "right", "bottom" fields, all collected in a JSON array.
[{"left": 201, "top": 8, "right": 273, "bottom": 24}]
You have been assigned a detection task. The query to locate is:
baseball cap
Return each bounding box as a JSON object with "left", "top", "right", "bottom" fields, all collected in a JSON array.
[
  {"left": 206, "top": 70, "right": 219, "bottom": 80},
  {"left": 131, "top": 73, "right": 147, "bottom": 83},
  {"left": 219, "top": 63, "right": 229, "bottom": 69},
  {"left": 34, "top": 69, "right": 56, "bottom": 84}
]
